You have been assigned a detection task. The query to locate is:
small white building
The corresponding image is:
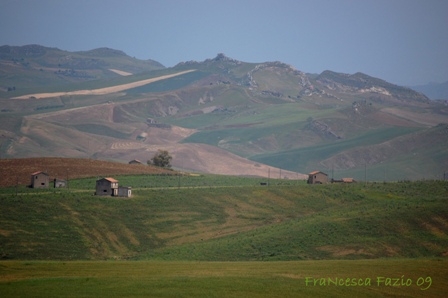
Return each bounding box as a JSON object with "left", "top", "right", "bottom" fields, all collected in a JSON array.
[
  {"left": 54, "top": 178, "right": 67, "bottom": 188},
  {"left": 118, "top": 186, "right": 132, "bottom": 198}
]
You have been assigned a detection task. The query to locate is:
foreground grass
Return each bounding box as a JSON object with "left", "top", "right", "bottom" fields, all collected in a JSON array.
[
  {"left": 0, "top": 181, "right": 447, "bottom": 261},
  {"left": 1, "top": 259, "right": 446, "bottom": 297}
]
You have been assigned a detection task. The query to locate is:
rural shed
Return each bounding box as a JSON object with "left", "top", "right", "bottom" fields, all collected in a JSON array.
[
  {"left": 31, "top": 171, "right": 49, "bottom": 188},
  {"left": 53, "top": 178, "right": 67, "bottom": 188},
  {"left": 307, "top": 171, "right": 328, "bottom": 184},
  {"left": 96, "top": 177, "right": 119, "bottom": 196},
  {"left": 118, "top": 186, "right": 132, "bottom": 198}
]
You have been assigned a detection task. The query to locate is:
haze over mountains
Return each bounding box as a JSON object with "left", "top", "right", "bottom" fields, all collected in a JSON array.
[
  {"left": 411, "top": 81, "right": 448, "bottom": 100},
  {"left": 1, "top": 45, "right": 447, "bottom": 181}
]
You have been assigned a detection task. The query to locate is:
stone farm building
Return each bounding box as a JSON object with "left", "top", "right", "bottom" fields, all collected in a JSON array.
[
  {"left": 53, "top": 178, "right": 67, "bottom": 188},
  {"left": 95, "top": 177, "right": 132, "bottom": 197},
  {"left": 31, "top": 171, "right": 49, "bottom": 188},
  {"left": 307, "top": 171, "right": 328, "bottom": 184},
  {"left": 128, "top": 159, "right": 143, "bottom": 165}
]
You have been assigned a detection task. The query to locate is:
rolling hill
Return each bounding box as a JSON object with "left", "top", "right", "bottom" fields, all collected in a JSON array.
[
  {"left": 1, "top": 180, "right": 447, "bottom": 260},
  {"left": 0, "top": 44, "right": 164, "bottom": 91},
  {"left": 1, "top": 46, "right": 447, "bottom": 180}
]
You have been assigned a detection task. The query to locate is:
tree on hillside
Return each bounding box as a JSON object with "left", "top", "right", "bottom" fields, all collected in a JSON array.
[{"left": 148, "top": 149, "right": 172, "bottom": 168}]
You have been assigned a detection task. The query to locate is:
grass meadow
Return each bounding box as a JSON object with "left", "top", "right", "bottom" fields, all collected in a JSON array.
[
  {"left": 0, "top": 175, "right": 447, "bottom": 297},
  {"left": 1, "top": 259, "right": 447, "bottom": 297}
]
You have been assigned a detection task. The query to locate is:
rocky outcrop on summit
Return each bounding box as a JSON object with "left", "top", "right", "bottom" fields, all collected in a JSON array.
[
  {"left": 76, "top": 47, "right": 128, "bottom": 57},
  {"left": 0, "top": 44, "right": 50, "bottom": 58},
  {"left": 316, "top": 71, "right": 430, "bottom": 103},
  {"left": 211, "top": 53, "right": 242, "bottom": 65}
]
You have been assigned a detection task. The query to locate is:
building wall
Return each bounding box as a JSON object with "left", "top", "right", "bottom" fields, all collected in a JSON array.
[
  {"left": 308, "top": 172, "right": 328, "bottom": 184},
  {"left": 118, "top": 187, "right": 132, "bottom": 197},
  {"left": 96, "top": 179, "right": 118, "bottom": 196},
  {"left": 54, "top": 179, "right": 66, "bottom": 188},
  {"left": 31, "top": 173, "right": 49, "bottom": 188}
]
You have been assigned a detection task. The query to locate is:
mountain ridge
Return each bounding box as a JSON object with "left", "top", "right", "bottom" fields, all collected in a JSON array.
[{"left": 0, "top": 45, "right": 447, "bottom": 180}]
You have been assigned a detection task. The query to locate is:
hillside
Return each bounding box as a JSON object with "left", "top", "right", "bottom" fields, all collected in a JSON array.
[
  {"left": 0, "top": 44, "right": 164, "bottom": 93},
  {"left": 0, "top": 157, "right": 173, "bottom": 187},
  {"left": 0, "top": 47, "right": 447, "bottom": 180},
  {"left": 0, "top": 180, "right": 447, "bottom": 260}
]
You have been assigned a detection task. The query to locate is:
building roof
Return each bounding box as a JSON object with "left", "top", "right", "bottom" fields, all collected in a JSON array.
[
  {"left": 129, "top": 159, "right": 142, "bottom": 164},
  {"left": 31, "top": 171, "right": 48, "bottom": 176},
  {"left": 341, "top": 178, "right": 355, "bottom": 183},
  {"left": 99, "top": 177, "right": 119, "bottom": 183},
  {"left": 309, "top": 171, "right": 327, "bottom": 176}
]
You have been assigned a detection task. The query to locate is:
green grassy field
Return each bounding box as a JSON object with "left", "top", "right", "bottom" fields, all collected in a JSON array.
[
  {"left": 251, "top": 126, "right": 422, "bottom": 176},
  {"left": 0, "top": 175, "right": 447, "bottom": 296},
  {"left": 1, "top": 259, "right": 446, "bottom": 297},
  {"left": 1, "top": 178, "right": 447, "bottom": 261}
]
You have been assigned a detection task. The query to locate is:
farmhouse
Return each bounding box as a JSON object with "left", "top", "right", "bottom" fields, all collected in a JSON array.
[
  {"left": 95, "top": 177, "right": 132, "bottom": 197},
  {"left": 31, "top": 171, "right": 49, "bottom": 188},
  {"left": 307, "top": 171, "right": 328, "bottom": 184},
  {"left": 96, "top": 177, "right": 119, "bottom": 196}
]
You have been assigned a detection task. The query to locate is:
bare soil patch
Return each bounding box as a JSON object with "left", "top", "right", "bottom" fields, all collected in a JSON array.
[
  {"left": 0, "top": 157, "right": 173, "bottom": 187},
  {"left": 108, "top": 69, "right": 133, "bottom": 76},
  {"left": 12, "top": 70, "right": 196, "bottom": 99}
]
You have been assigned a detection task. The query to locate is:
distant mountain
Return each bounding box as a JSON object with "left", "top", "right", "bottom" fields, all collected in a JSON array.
[
  {"left": 410, "top": 81, "right": 448, "bottom": 100},
  {"left": 0, "top": 44, "right": 165, "bottom": 91},
  {"left": 0, "top": 49, "right": 447, "bottom": 180}
]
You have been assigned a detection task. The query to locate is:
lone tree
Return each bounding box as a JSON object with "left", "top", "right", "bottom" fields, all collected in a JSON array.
[{"left": 148, "top": 149, "right": 172, "bottom": 168}]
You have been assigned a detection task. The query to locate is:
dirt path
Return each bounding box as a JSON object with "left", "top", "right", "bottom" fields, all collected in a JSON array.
[
  {"left": 13, "top": 69, "right": 196, "bottom": 99},
  {"left": 382, "top": 108, "right": 448, "bottom": 127},
  {"left": 108, "top": 68, "right": 133, "bottom": 76}
]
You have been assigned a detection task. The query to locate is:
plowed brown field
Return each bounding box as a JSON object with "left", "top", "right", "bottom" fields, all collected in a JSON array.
[{"left": 0, "top": 157, "right": 173, "bottom": 187}]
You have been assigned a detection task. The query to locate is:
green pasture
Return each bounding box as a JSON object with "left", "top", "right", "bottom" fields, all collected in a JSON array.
[
  {"left": 0, "top": 176, "right": 447, "bottom": 297},
  {"left": 0, "top": 259, "right": 446, "bottom": 297},
  {"left": 251, "top": 126, "right": 422, "bottom": 174},
  {"left": 174, "top": 101, "right": 331, "bottom": 130},
  {"left": 66, "top": 173, "right": 286, "bottom": 190},
  {"left": 125, "top": 70, "right": 210, "bottom": 94},
  {"left": 0, "top": 179, "right": 447, "bottom": 261}
]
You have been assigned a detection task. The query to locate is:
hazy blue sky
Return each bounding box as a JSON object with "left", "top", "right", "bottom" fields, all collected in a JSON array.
[{"left": 1, "top": 0, "right": 447, "bottom": 85}]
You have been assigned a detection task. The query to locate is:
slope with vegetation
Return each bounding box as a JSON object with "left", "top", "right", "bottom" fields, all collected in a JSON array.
[
  {"left": 1, "top": 47, "right": 447, "bottom": 180},
  {"left": 0, "top": 177, "right": 447, "bottom": 261}
]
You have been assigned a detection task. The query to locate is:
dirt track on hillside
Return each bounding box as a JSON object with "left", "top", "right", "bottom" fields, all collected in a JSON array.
[
  {"left": 12, "top": 70, "right": 196, "bottom": 99},
  {"left": 382, "top": 108, "right": 448, "bottom": 127}
]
